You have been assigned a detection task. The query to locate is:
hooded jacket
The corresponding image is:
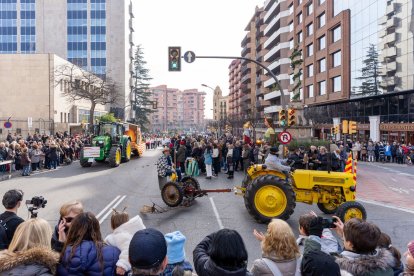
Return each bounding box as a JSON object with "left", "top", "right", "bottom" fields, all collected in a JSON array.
[
  {"left": 250, "top": 252, "right": 301, "bottom": 276},
  {"left": 335, "top": 249, "right": 395, "bottom": 276},
  {"left": 0, "top": 247, "right": 59, "bottom": 276},
  {"left": 57, "top": 240, "right": 120, "bottom": 276},
  {"left": 104, "top": 215, "right": 146, "bottom": 272},
  {"left": 193, "top": 235, "right": 252, "bottom": 276}
]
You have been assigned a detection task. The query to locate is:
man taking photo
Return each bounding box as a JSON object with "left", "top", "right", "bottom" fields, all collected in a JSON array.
[{"left": 0, "top": 189, "right": 25, "bottom": 249}]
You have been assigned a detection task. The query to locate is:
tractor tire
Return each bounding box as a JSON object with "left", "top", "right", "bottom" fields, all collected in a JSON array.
[
  {"left": 242, "top": 174, "right": 252, "bottom": 212},
  {"left": 108, "top": 147, "right": 121, "bottom": 167},
  {"left": 317, "top": 203, "right": 339, "bottom": 215},
  {"left": 245, "top": 175, "right": 296, "bottom": 223},
  {"left": 122, "top": 140, "right": 132, "bottom": 163},
  {"left": 161, "top": 182, "right": 184, "bottom": 207},
  {"left": 80, "top": 150, "right": 92, "bottom": 167},
  {"left": 336, "top": 201, "right": 367, "bottom": 222},
  {"left": 181, "top": 176, "right": 200, "bottom": 190}
]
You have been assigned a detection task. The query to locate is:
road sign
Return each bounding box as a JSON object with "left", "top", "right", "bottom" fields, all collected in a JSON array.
[
  {"left": 4, "top": 121, "right": 12, "bottom": 129},
  {"left": 278, "top": 131, "right": 292, "bottom": 144},
  {"left": 183, "top": 51, "right": 196, "bottom": 63}
]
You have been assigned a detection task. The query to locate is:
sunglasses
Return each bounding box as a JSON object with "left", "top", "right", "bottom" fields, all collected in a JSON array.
[{"left": 63, "top": 217, "right": 75, "bottom": 223}]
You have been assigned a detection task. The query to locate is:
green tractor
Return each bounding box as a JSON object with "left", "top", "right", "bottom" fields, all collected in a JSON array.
[{"left": 80, "top": 122, "right": 132, "bottom": 168}]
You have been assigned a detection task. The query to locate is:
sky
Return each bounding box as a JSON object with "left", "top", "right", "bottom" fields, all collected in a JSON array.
[{"left": 134, "top": 0, "right": 266, "bottom": 119}]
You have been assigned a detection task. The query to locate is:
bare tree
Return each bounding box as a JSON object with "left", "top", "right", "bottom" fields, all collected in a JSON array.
[{"left": 54, "top": 64, "right": 120, "bottom": 131}]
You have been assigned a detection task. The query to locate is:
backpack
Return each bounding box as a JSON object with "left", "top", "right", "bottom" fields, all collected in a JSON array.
[{"left": 0, "top": 215, "right": 17, "bottom": 250}]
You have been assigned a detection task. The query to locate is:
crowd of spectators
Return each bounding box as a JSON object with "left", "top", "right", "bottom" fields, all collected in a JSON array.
[
  {"left": 0, "top": 131, "right": 89, "bottom": 176},
  {"left": 0, "top": 188, "right": 413, "bottom": 275}
]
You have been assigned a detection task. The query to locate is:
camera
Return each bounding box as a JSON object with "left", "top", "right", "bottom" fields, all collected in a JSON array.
[
  {"left": 26, "top": 196, "right": 47, "bottom": 218},
  {"left": 321, "top": 217, "right": 337, "bottom": 228},
  {"left": 26, "top": 196, "right": 47, "bottom": 208}
]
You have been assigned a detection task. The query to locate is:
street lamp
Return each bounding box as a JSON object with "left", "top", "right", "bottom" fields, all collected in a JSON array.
[{"left": 201, "top": 83, "right": 215, "bottom": 91}]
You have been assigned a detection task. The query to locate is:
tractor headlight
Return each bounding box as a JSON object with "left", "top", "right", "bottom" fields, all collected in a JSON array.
[{"left": 349, "top": 186, "right": 356, "bottom": 192}]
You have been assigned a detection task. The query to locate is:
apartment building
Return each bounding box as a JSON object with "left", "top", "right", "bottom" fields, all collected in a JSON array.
[
  {"left": 228, "top": 59, "right": 242, "bottom": 118},
  {"left": 0, "top": 0, "right": 135, "bottom": 120},
  {"left": 149, "top": 85, "right": 205, "bottom": 132}
]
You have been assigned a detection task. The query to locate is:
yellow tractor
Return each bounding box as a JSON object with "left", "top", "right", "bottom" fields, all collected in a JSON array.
[{"left": 241, "top": 164, "right": 367, "bottom": 223}]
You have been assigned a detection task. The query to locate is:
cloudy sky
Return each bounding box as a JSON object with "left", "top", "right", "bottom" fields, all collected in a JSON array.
[{"left": 134, "top": 0, "right": 265, "bottom": 118}]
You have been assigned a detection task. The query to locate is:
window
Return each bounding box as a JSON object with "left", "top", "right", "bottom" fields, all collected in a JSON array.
[
  {"left": 307, "top": 23, "right": 313, "bottom": 36},
  {"left": 289, "top": 21, "right": 294, "bottom": 32},
  {"left": 298, "top": 31, "right": 303, "bottom": 43},
  {"left": 318, "top": 35, "right": 325, "bottom": 50},
  {"left": 318, "top": 80, "right": 326, "bottom": 95},
  {"left": 332, "top": 51, "right": 341, "bottom": 67},
  {"left": 332, "top": 76, "right": 342, "bottom": 92},
  {"left": 307, "top": 3, "right": 313, "bottom": 15},
  {"left": 298, "top": 12, "right": 302, "bottom": 24},
  {"left": 307, "top": 43, "right": 313, "bottom": 57},
  {"left": 318, "top": 58, "right": 326, "bottom": 72},
  {"left": 308, "top": 84, "right": 314, "bottom": 98},
  {"left": 332, "top": 25, "right": 341, "bottom": 42},
  {"left": 307, "top": 64, "right": 314, "bottom": 77},
  {"left": 289, "top": 39, "right": 294, "bottom": 49},
  {"left": 318, "top": 12, "right": 326, "bottom": 28}
]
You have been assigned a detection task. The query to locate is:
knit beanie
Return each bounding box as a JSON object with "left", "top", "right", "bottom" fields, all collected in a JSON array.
[
  {"left": 165, "top": 231, "right": 186, "bottom": 264},
  {"left": 408, "top": 240, "right": 414, "bottom": 256}
]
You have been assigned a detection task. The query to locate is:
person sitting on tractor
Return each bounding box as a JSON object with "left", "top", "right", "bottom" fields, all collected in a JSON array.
[
  {"left": 264, "top": 146, "right": 291, "bottom": 173},
  {"left": 288, "top": 148, "right": 305, "bottom": 170},
  {"left": 156, "top": 147, "right": 174, "bottom": 191}
]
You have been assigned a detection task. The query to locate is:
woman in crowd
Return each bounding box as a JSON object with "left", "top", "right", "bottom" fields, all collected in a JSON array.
[
  {"left": 0, "top": 218, "right": 60, "bottom": 275},
  {"left": 251, "top": 219, "right": 301, "bottom": 276},
  {"left": 57, "top": 212, "right": 120, "bottom": 275},
  {"left": 377, "top": 232, "right": 403, "bottom": 275},
  {"left": 20, "top": 147, "right": 31, "bottom": 176},
  {"left": 204, "top": 144, "right": 213, "bottom": 180},
  {"left": 193, "top": 228, "right": 250, "bottom": 276}
]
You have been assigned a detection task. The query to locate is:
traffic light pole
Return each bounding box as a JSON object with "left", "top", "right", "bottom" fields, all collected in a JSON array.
[{"left": 194, "top": 55, "right": 287, "bottom": 109}]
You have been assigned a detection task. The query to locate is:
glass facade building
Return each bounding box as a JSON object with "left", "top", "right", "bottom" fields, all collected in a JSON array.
[
  {"left": 67, "top": 0, "right": 88, "bottom": 68},
  {"left": 0, "top": 0, "right": 17, "bottom": 53},
  {"left": 334, "top": 0, "right": 414, "bottom": 95},
  {"left": 20, "top": 0, "right": 35, "bottom": 53},
  {"left": 90, "top": 0, "right": 106, "bottom": 78}
]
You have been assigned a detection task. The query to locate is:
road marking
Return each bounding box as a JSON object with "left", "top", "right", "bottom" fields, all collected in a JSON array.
[
  {"left": 96, "top": 195, "right": 121, "bottom": 220},
  {"left": 209, "top": 197, "right": 224, "bottom": 229},
  {"left": 399, "top": 173, "right": 412, "bottom": 177},
  {"left": 390, "top": 178, "right": 397, "bottom": 182},
  {"left": 358, "top": 198, "right": 414, "bottom": 215},
  {"left": 99, "top": 195, "right": 127, "bottom": 225}
]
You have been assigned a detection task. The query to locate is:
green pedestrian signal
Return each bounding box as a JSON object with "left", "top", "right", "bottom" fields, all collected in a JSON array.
[
  {"left": 279, "top": 109, "right": 287, "bottom": 127},
  {"left": 168, "top": 46, "right": 181, "bottom": 72}
]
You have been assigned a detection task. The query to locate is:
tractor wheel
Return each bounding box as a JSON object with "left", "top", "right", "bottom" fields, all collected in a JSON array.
[
  {"left": 242, "top": 174, "right": 252, "bottom": 212},
  {"left": 80, "top": 150, "right": 92, "bottom": 167},
  {"left": 336, "top": 201, "right": 367, "bottom": 222},
  {"left": 181, "top": 176, "right": 200, "bottom": 190},
  {"left": 245, "top": 175, "right": 296, "bottom": 223},
  {"left": 317, "top": 202, "right": 339, "bottom": 214},
  {"left": 108, "top": 147, "right": 121, "bottom": 167},
  {"left": 161, "top": 182, "right": 184, "bottom": 207},
  {"left": 122, "top": 140, "right": 132, "bottom": 163}
]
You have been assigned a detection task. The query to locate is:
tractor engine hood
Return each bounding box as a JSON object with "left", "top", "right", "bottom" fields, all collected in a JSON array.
[{"left": 92, "top": 136, "right": 110, "bottom": 147}]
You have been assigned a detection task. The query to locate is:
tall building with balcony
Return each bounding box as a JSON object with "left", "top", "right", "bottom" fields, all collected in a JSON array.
[
  {"left": 150, "top": 85, "right": 205, "bottom": 132},
  {"left": 262, "top": 0, "right": 292, "bottom": 124},
  {"left": 228, "top": 59, "right": 242, "bottom": 118},
  {"left": 0, "top": 0, "right": 135, "bottom": 120}
]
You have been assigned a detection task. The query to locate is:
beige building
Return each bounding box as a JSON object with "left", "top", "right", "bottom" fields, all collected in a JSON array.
[
  {"left": 0, "top": 54, "right": 106, "bottom": 139},
  {"left": 212, "top": 86, "right": 229, "bottom": 121},
  {"left": 150, "top": 85, "right": 205, "bottom": 132}
]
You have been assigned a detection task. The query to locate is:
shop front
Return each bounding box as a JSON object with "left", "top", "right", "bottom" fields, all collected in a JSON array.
[{"left": 380, "top": 124, "right": 414, "bottom": 144}]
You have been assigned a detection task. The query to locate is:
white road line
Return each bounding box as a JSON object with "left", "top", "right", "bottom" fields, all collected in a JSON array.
[
  {"left": 99, "top": 195, "right": 127, "bottom": 225},
  {"left": 96, "top": 195, "right": 121, "bottom": 220},
  {"left": 399, "top": 173, "right": 412, "bottom": 177},
  {"left": 390, "top": 178, "right": 397, "bottom": 182},
  {"left": 358, "top": 198, "right": 414, "bottom": 215},
  {"left": 209, "top": 197, "right": 224, "bottom": 229}
]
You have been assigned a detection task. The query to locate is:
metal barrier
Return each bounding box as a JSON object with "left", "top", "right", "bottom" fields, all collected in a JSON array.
[{"left": 0, "top": 160, "right": 13, "bottom": 180}]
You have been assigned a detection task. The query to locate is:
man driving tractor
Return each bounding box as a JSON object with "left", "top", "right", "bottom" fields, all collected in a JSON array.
[{"left": 264, "top": 146, "right": 291, "bottom": 173}]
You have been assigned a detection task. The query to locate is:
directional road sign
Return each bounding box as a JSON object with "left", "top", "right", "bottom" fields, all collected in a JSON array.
[
  {"left": 278, "top": 131, "right": 292, "bottom": 144},
  {"left": 183, "top": 51, "right": 196, "bottom": 63}
]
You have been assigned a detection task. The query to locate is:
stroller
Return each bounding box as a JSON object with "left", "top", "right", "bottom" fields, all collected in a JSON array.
[{"left": 378, "top": 148, "right": 386, "bottom": 163}]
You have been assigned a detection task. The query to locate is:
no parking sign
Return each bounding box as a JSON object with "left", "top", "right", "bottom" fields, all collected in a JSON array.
[
  {"left": 4, "top": 121, "right": 12, "bottom": 129},
  {"left": 278, "top": 131, "right": 292, "bottom": 144}
]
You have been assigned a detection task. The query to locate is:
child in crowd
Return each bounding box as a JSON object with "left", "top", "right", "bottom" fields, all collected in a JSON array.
[
  {"left": 104, "top": 208, "right": 146, "bottom": 276},
  {"left": 402, "top": 241, "right": 414, "bottom": 275},
  {"left": 161, "top": 231, "right": 194, "bottom": 276},
  {"left": 377, "top": 232, "right": 404, "bottom": 275}
]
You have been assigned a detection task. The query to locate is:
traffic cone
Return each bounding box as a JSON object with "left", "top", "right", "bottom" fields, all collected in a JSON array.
[{"left": 344, "top": 154, "right": 353, "bottom": 174}]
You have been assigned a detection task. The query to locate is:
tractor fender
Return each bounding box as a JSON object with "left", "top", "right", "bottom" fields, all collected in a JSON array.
[{"left": 249, "top": 170, "right": 287, "bottom": 182}]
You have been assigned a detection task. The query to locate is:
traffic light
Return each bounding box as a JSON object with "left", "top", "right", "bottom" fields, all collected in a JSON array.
[
  {"left": 342, "top": 120, "right": 349, "bottom": 134},
  {"left": 279, "top": 109, "right": 287, "bottom": 127},
  {"left": 168, "top": 46, "right": 181, "bottom": 71},
  {"left": 287, "top": 108, "right": 296, "bottom": 126},
  {"left": 331, "top": 125, "right": 339, "bottom": 135},
  {"left": 349, "top": 121, "right": 357, "bottom": 134}
]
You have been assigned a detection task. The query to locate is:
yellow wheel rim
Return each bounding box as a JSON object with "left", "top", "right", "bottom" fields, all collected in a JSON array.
[
  {"left": 323, "top": 203, "right": 338, "bottom": 211},
  {"left": 344, "top": 208, "right": 363, "bottom": 221},
  {"left": 254, "top": 185, "right": 287, "bottom": 217},
  {"left": 126, "top": 144, "right": 131, "bottom": 158},
  {"left": 116, "top": 149, "right": 121, "bottom": 164}
]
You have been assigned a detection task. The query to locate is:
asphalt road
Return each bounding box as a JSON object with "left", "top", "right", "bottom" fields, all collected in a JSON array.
[{"left": 1, "top": 150, "right": 414, "bottom": 267}]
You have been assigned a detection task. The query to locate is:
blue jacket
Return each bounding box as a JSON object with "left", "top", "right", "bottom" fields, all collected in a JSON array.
[
  {"left": 204, "top": 149, "right": 213, "bottom": 165},
  {"left": 57, "top": 240, "right": 120, "bottom": 276}
]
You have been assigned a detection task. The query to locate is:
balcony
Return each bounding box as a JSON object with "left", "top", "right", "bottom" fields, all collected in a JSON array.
[
  {"left": 241, "top": 74, "right": 250, "bottom": 83},
  {"left": 385, "top": 46, "right": 397, "bottom": 58},
  {"left": 264, "top": 10, "right": 290, "bottom": 36},
  {"left": 264, "top": 42, "right": 290, "bottom": 62},
  {"left": 241, "top": 94, "right": 251, "bottom": 103},
  {"left": 264, "top": 73, "right": 289, "bottom": 88},
  {"left": 264, "top": 26, "right": 290, "bottom": 49},
  {"left": 264, "top": 105, "right": 281, "bottom": 114},
  {"left": 264, "top": 0, "right": 281, "bottom": 23},
  {"left": 385, "top": 32, "right": 397, "bottom": 45},
  {"left": 380, "top": 76, "right": 397, "bottom": 87},
  {"left": 386, "top": 3, "right": 397, "bottom": 16},
  {"left": 256, "top": 99, "right": 270, "bottom": 108},
  {"left": 385, "top": 61, "right": 397, "bottom": 72},
  {"left": 268, "top": 57, "right": 290, "bottom": 71},
  {"left": 241, "top": 42, "right": 252, "bottom": 55},
  {"left": 386, "top": 16, "right": 399, "bottom": 29}
]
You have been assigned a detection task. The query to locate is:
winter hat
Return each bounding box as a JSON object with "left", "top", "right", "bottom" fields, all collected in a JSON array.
[
  {"left": 165, "top": 231, "right": 186, "bottom": 264},
  {"left": 408, "top": 240, "right": 414, "bottom": 256},
  {"left": 129, "top": 228, "right": 167, "bottom": 269},
  {"left": 301, "top": 250, "right": 341, "bottom": 276}
]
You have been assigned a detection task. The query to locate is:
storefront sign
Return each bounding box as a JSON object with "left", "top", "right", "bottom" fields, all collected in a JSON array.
[
  {"left": 380, "top": 124, "right": 414, "bottom": 131},
  {"left": 357, "top": 124, "right": 370, "bottom": 130}
]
